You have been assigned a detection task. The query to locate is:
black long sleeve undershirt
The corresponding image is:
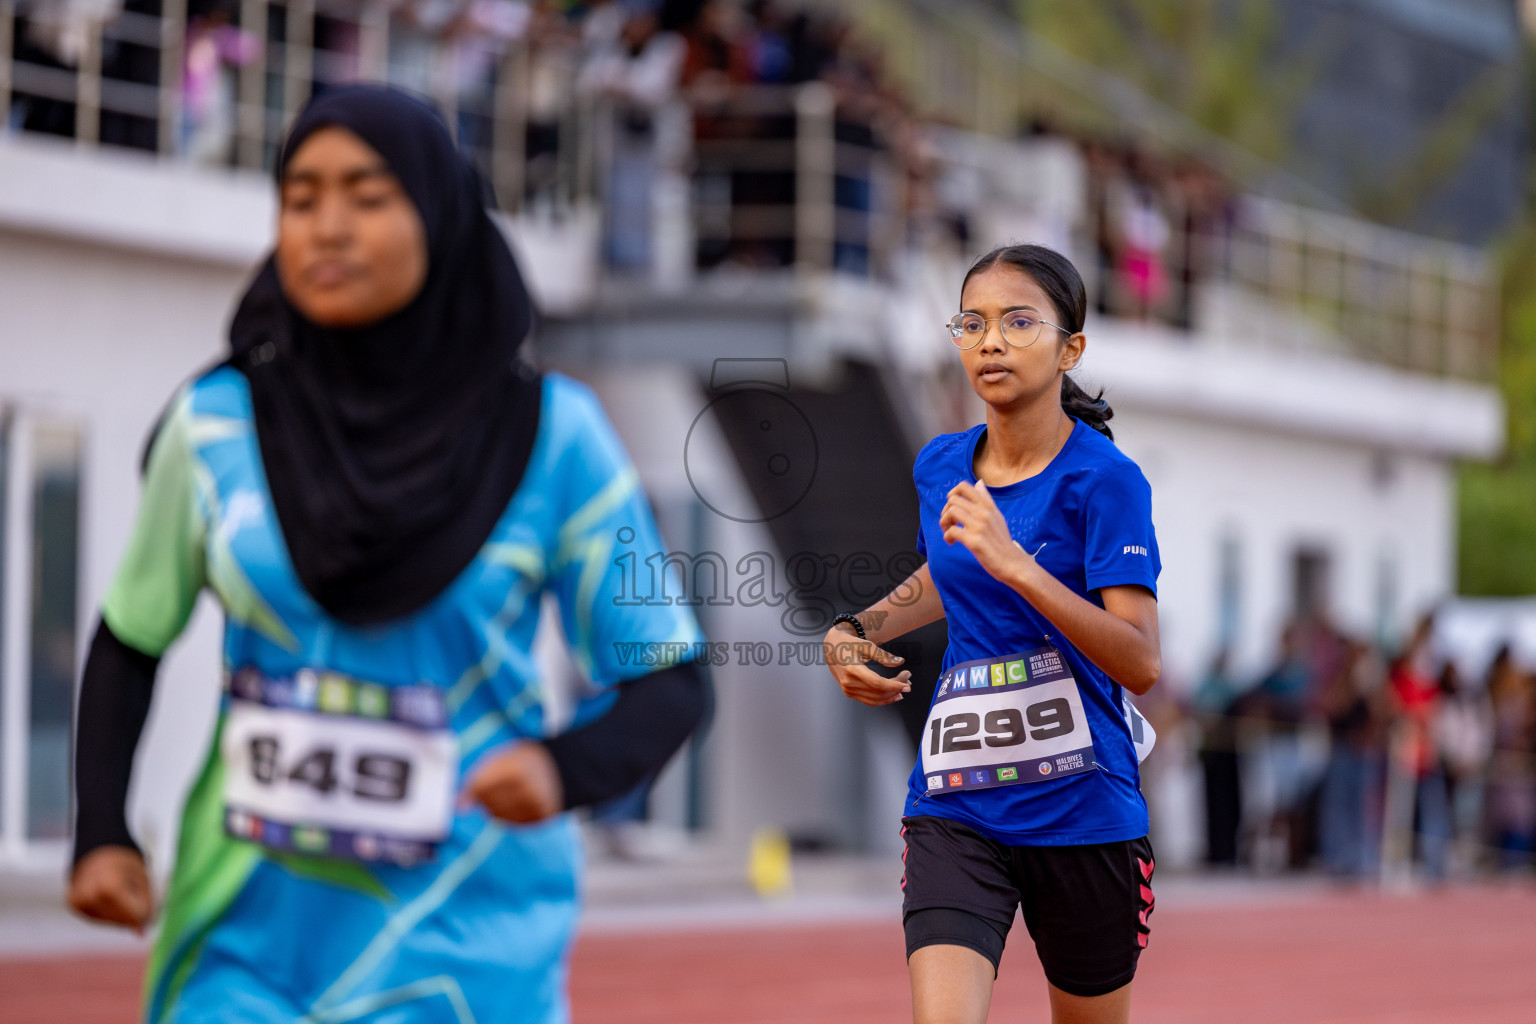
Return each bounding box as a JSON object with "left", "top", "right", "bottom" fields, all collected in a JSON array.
[
  {"left": 72, "top": 618, "right": 709, "bottom": 867},
  {"left": 72, "top": 618, "right": 160, "bottom": 867},
  {"left": 543, "top": 660, "right": 709, "bottom": 810}
]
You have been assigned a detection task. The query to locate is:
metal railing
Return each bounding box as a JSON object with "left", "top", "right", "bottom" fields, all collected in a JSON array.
[
  {"left": 1, "top": 1, "right": 900, "bottom": 278},
  {"left": 1, "top": 0, "right": 530, "bottom": 194},
  {"left": 1208, "top": 197, "right": 1498, "bottom": 380},
  {"left": 0, "top": 0, "right": 1502, "bottom": 374},
  {"left": 1182, "top": 708, "right": 1536, "bottom": 877},
  {"left": 687, "top": 82, "right": 904, "bottom": 277},
  {"left": 924, "top": 126, "right": 1499, "bottom": 381}
]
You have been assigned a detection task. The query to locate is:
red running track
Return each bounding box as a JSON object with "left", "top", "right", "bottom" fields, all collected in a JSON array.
[{"left": 3, "top": 884, "right": 1533, "bottom": 1023}]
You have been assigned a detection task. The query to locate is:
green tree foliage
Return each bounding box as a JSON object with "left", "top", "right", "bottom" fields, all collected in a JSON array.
[
  {"left": 1018, "top": 0, "right": 1517, "bottom": 234},
  {"left": 1018, "top": 0, "right": 1329, "bottom": 166},
  {"left": 1459, "top": 179, "right": 1536, "bottom": 595},
  {"left": 1455, "top": 34, "right": 1536, "bottom": 596},
  {"left": 1349, "top": 63, "right": 1523, "bottom": 232}
]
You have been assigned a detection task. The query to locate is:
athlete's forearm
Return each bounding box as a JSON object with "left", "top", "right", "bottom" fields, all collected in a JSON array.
[
  {"left": 1002, "top": 563, "right": 1160, "bottom": 695},
  {"left": 854, "top": 563, "right": 945, "bottom": 645},
  {"left": 73, "top": 618, "right": 159, "bottom": 866},
  {"left": 543, "top": 659, "right": 708, "bottom": 808}
]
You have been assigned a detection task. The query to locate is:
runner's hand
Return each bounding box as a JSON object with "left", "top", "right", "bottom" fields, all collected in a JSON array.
[
  {"left": 940, "top": 481, "right": 1033, "bottom": 584},
  {"left": 68, "top": 845, "right": 154, "bottom": 933},
  {"left": 463, "top": 741, "right": 564, "bottom": 824},
  {"left": 824, "top": 623, "right": 911, "bottom": 707}
]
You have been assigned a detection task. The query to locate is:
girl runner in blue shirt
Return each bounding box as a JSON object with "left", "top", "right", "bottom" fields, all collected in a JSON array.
[{"left": 824, "top": 244, "right": 1161, "bottom": 1024}]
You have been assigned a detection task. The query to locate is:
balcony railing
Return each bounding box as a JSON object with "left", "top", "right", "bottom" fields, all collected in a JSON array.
[
  {"left": 1210, "top": 197, "right": 1497, "bottom": 380},
  {"left": 927, "top": 126, "right": 1498, "bottom": 382},
  {"left": 3, "top": 0, "right": 516, "bottom": 185},
  {"left": 687, "top": 83, "right": 903, "bottom": 278},
  {"left": 0, "top": 0, "right": 1500, "bottom": 380}
]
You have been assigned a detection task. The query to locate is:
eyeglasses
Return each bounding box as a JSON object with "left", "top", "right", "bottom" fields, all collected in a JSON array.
[{"left": 946, "top": 311, "right": 1071, "bottom": 350}]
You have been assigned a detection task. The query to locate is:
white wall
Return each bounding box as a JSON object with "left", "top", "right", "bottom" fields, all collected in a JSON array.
[
  {"left": 1064, "top": 316, "right": 1493, "bottom": 688},
  {"left": 581, "top": 366, "right": 868, "bottom": 854},
  {"left": 0, "top": 225, "right": 244, "bottom": 873},
  {"left": 1110, "top": 406, "right": 1453, "bottom": 688}
]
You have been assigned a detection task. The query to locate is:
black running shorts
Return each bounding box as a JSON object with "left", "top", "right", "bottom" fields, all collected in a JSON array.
[{"left": 900, "top": 815, "right": 1155, "bottom": 997}]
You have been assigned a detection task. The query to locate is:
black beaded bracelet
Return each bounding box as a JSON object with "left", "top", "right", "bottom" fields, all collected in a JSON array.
[{"left": 831, "top": 613, "right": 867, "bottom": 641}]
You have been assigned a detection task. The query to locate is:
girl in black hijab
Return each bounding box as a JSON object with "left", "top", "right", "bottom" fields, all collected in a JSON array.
[
  {"left": 69, "top": 85, "right": 707, "bottom": 1024},
  {"left": 232, "top": 85, "right": 545, "bottom": 626}
]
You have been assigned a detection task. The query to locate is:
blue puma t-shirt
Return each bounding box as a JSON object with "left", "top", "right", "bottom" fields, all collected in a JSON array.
[{"left": 906, "top": 416, "right": 1160, "bottom": 846}]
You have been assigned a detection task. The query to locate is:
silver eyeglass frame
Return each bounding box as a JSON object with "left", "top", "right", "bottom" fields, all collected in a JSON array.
[{"left": 946, "top": 313, "right": 1072, "bottom": 350}]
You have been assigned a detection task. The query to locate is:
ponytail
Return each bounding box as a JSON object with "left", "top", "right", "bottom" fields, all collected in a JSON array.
[
  {"left": 961, "top": 243, "right": 1115, "bottom": 440},
  {"left": 1061, "top": 375, "right": 1114, "bottom": 440}
]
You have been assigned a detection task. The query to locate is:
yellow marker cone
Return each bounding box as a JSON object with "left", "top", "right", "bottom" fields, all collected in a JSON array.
[{"left": 747, "top": 826, "right": 793, "bottom": 900}]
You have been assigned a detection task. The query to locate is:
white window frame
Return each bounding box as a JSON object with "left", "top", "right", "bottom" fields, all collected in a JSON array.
[{"left": 0, "top": 405, "right": 88, "bottom": 869}]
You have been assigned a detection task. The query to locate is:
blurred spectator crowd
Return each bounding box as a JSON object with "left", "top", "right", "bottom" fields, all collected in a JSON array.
[
  {"left": 9, "top": 0, "right": 1241, "bottom": 327},
  {"left": 1152, "top": 612, "right": 1534, "bottom": 882}
]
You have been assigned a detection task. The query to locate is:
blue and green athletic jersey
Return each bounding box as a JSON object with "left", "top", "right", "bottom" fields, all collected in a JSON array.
[{"left": 107, "top": 367, "right": 701, "bottom": 1024}]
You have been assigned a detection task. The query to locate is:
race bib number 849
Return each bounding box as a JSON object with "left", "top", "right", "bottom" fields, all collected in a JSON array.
[
  {"left": 921, "top": 646, "right": 1096, "bottom": 793},
  {"left": 221, "top": 669, "right": 457, "bottom": 865}
]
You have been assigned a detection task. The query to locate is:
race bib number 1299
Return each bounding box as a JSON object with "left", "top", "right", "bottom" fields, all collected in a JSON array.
[
  {"left": 921, "top": 646, "right": 1096, "bottom": 793},
  {"left": 220, "top": 668, "right": 458, "bottom": 866}
]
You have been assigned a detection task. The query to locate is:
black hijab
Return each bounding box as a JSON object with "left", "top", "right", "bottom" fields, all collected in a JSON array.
[{"left": 229, "top": 85, "right": 543, "bottom": 627}]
